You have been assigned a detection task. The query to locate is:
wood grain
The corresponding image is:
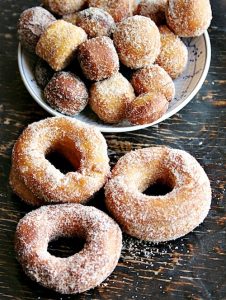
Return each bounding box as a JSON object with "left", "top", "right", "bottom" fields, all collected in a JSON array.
[{"left": 0, "top": 0, "right": 225, "bottom": 299}]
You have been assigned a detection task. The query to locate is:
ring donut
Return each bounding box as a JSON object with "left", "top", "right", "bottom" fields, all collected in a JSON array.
[
  {"left": 105, "top": 147, "right": 212, "bottom": 242},
  {"left": 10, "top": 117, "right": 110, "bottom": 206},
  {"left": 15, "top": 204, "right": 122, "bottom": 294}
]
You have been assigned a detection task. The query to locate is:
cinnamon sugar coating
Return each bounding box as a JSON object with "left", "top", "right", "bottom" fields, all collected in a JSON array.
[
  {"left": 88, "top": 0, "right": 135, "bottom": 22},
  {"left": 127, "top": 92, "right": 169, "bottom": 125},
  {"left": 34, "top": 59, "right": 55, "bottom": 89},
  {"left": 136, "top": 0, "right": 167, "bottom": 25},
  {"left": 166, "top": 0, "right": 212, "bottom": 37},
  {"left": 131, "top": 64, "right": 175, "bottom": 101},
  {"left": 9, "top": 117, "right": 110, "bottom": 206},
  {"left": 64, "top": 7, "right": 115, "bottom": 38},
  {"left": 89, "top": 72, "right": 135, "bottom": 123},
  {"left": 43, "top": 0, "right": 87, "bottom": 15},
  {"left": 113, "top": 16, "right": 161, "bottom": 69},
  {"left": 156, "top": 25, "right": 188, "bottom": 79},
  {"left": 15, "top": 204, "right": 122, "bottom": 294},
  {"left": 78, "top": 36, "right": 119, "bottom": 81},
  {"left": 36, "top": 20, "right": 87, "bottom": 71},
  {"left": 105, "top": 147, "right": 212, "bottom": 242},
  {"left": 17, "top": 7, "right": 56, "bottom": 53},
  {"left": 44, "top": 72, "right": 88, "bottom": 115}
]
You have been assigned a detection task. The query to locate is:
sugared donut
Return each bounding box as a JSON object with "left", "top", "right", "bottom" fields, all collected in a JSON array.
[
  {"left": 35, "top": 59, "right": 55, "bottom": 89},
  {"left": 36, "top": 20, "right": 87, "bottom": 71},
  {"left": 88, "top": 0, "right": 134, "bottom": 22},
  {"left": 105, "top": 147, "right": 212, "bottom": 242},
  {"left": 15, "top": 204, "right": 122, "bottom": 294},
  {"left": 156, "top": 25, "right": 188, "bottom": 79},
  {"left": 136, "top": 0, "right": 167, "bottom": 25},
  {"left": 9, "top": 117, "right": 110, "bottom": 206},
  {"left": 44, "top": 72, "right": 88, "bottom": 115},
  {"left": 131, "top": 64, "right": 175, "bottom": 102},
  {"left": 78, "top": 37, "right": 119, "bottom": 81},
  {"left": 127, "top": 92, "right": 169, "bottom": 125},
  {"left": 166, "top": 0, "right": 212, "bottom": 37},
  {"left": 17, "top": 7, "right": 56, "bottom": 53},
  {"left": 64, "top": 8, "right": 115, "bottom": 38},
  {"left": 113, "top": 16, "right": 161, "bottom": 69},
  {"left": 89, "top": 72, "right": 135, "bottom": 123},
  {"left": 43, "top": 0, "right": 87, "bottom": 15}
]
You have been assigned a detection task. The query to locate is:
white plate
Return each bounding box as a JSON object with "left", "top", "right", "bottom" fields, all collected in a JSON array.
[{"left": 18, "top": 31, "right": 211, "bottom": 133}]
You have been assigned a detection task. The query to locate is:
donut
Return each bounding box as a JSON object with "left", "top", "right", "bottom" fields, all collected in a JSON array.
[
  {"left": 17, "top": 7, "right": 56, "bottom": 53},
  {"left": 113, "top": 16, "right": 161, "bottom": 69},
  {"left": 131, "top": 64, "right": 175, "bottom": 102},
  {"left": 44, "top": 72, "right": 88, "bottom": 115},
  {"left": 136, "top": 0, "right": 167, "bottom": 25},
  {"left": 64, "top": 8, "right": 115, "bottom": 38},
  {"left": 156, "top": 25, "right": 188, "bottom": 79},
  {"left": 166, "top": 0, "right": 212, "bottom": 37},
  {"left": 9, "top": 117, "right": 110, "bottom": 206},
  {"left": 42, "top": 0, "right": 87, "bottom": 15},
  {"left": 36, "top": 20, "right": 87, "bottom": 71},
  {"left": 89, "top": 72, "right": 135, "bottom": 123},
  {"left": 127, "top": 92, "right": 169, "bottom": 125},
  {"left": 77, "top": 36, "right": 119, "bottom": 81},
  {"left": 88, "top": 0, "right": 135, "bottom": 22},
  {"left": 105, "top": 146, "right": 212, "bottom": 242},
  {"left": 15, "top": 204, "right": 122, "bottom": 294},
  {"left": 34, "top": 59, "right": 55, "bottom": 89}
]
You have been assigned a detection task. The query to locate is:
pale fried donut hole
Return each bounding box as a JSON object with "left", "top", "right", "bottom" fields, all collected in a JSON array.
[
  {"left": 36, "top": 20, "right": 87, "bottom": 71},
  {"left": 77, "top": 36, "right": 119, "bottom": 81},
  {"left": 105, "top": 147, "right": 212, "bottom": 242},
  {"left": 44, "top": 72, "right": 88, "bottom": 116},
  {"left": 127, "top": 92, "right": 169, "bottom": 125},
  {"left": 136, "top": 0, "right": 167, "bottom": 25},
  {"left": 88, "top": 0, "right": 135, "bottom": 22},
  {"left": 63, "top": 7, "right": 115, "bottom": 38},
  {"left": 131, "top": 64, "right": 175, "bottom": 102},
  {"left": 89, "top": 72, "right": 135, "bottom": 123},
  {"left": 113, "top": 16, "right": 161, "bottom": 69},
  {"left": 9, "top": 117, "right": 110, "bottom": 206},
  {"left": 17, "top": 7, "right": 56, "bottom": 53},
  {"left": 156, "top": 25, "right": 188, "bottom": 79},
  {"left": 42, "top": 0, "right": 87, "bottom": 15},
  {"left": 15, "top": 204, "right": 122, "bottom": 294},
  {"left": 166, "top": 0, "right": 212, "bottom": 37}
]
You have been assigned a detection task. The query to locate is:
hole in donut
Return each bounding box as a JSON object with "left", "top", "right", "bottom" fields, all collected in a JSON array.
[
  {"left": 46, "top": 151, "right": 75, "bottom": 174},
  {"left": 48, "top": 236, "right": 86, "bottom": 258},
  {"left": 143, "top": 179, "right": 174, "bottom": 196}
]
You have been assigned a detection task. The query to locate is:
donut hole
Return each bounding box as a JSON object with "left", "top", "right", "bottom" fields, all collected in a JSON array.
[
  {"left": 143, "top": 178, "right": 174, "bottom": 196},
  {"left": 45, "top": 140, "right": 82, "bottom": 174},
  {"left": 48, "top": 236, "right": 86, "bottom": 258}
]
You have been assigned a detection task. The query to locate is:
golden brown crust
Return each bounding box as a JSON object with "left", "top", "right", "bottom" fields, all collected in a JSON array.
[
  {"left": 43, "top": 0, "right": 87, "bottom": 15},
  {"left": 136, "top": 0, "right": 167, "bottom": 25},
  {"left": 105, "top": 147, "right": 212, "bottom": 242},
  {"left": 36, "top": 20, "right": 87, "bottom": 71},
  {"left": 77, "top": 36, "right": 119, "bottom": 81},
  {"left": 131, "top": 64, "right": 175, "bottom": 101},
  {"left": 88, "top": 0, "right": 134, "bottom": 22},
  {"left": 156, "top": 25, "right": 188, "bottom": 79},
  {"left": 166, "top": 0, "right": 212, "bottom": 37},
  {"left": 89, "top": 73, "right": 135, "bottom": 123},
  {"left": 44, "top": 72, "right": 88, "bottom": 115},
  {"left": 15, "top": 204, "right": 122, "bottom": 294},
  {"left": 113, "top": 16, "right": 161, "bottom": 69},
  {"left": 64, "top": 8, "right": 115, "bottom": 38},
  {"left": 127, "top": 92, "right": 169, "bottom": 125},
  {"left": 10, "top": 117, "right": 110, "bottom": 206}
]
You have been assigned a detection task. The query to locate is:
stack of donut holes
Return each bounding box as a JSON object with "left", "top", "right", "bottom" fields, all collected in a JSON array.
[{"left": 18, "top": 0, "right": 212, "bottom": 125}]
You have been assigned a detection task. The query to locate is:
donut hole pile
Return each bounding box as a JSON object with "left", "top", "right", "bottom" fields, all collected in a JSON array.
[{"left": 18, "top": 1, "right": 212, "bottom": 125}]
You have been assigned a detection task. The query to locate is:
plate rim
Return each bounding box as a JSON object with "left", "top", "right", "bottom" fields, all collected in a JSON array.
[{"left": 18, "top": 31, "right": 211, "bottom": 133}]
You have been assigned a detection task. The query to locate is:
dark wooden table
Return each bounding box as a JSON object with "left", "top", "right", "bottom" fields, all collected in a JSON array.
[{"left": 0, "top": 1, "right": 225, "bottom": 299}]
